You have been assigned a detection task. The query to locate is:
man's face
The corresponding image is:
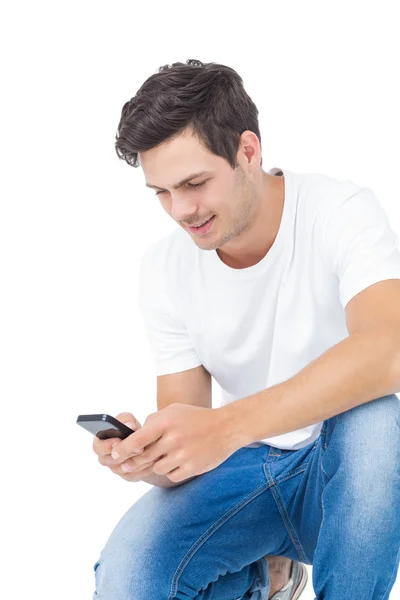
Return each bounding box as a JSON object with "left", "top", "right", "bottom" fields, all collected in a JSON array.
[{"left": 139, "top": 128, "right": 258, "bottom": 251}]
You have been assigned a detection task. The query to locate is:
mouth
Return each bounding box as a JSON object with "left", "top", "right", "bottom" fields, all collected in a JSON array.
[{"left": 187, "top": 215, "right": 216, "bottom": 235}]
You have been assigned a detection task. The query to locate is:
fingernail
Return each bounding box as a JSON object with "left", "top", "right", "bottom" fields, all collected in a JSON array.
[{"left": 111, "top": 449, "right": 120, "bottom": 459}]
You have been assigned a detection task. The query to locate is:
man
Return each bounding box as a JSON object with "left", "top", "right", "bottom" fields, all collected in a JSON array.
[{"left": 92, "top": 59, "right": 400, "bottom": 599}]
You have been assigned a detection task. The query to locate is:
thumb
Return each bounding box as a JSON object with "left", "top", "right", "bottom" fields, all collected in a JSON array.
[
  {"left": 111, "top": 413, "right": 142, "bottom": 450},
  {"left": 115, "top": 412, "right": 142, "bottom": 430}
]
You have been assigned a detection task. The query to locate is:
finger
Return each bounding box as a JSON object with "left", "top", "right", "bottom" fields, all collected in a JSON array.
[
  {"left": 100, "top": 415, "right": 142, "bottom": 457},
  {"left": 118, "top": 451, "right": 167, "bottom": 473},
  {"left": 99, "top": 452, "right": 152, "bottom": 469},
  {"left": 93, "top": 411, "right": 142, "bottom": 454},
  {"left": 109, "top": 459, "right": 154, "bottom": 478},
  {"left": 130, "top": 444, "right": 165, "bottom": 466},
  {"left": 119, "top": 457, "right": 154, "bottom": 473},
  {"left": 119, "top": 463, "right": 155, "bottom": 483},
  {"left": 115, "top": 411, "right": 135, "bottom": 422},
  {"left": 111, "top": 424, "right": 161, "bottom": 461},
  {"left": 93, "top": 436, "right": 121, "bottom": 457},
  {"left": 148, "top": 454, "right": 172, "bottom": 475},
  {"left": 115, "top": 413, "right": 142, "bottom": 431}
]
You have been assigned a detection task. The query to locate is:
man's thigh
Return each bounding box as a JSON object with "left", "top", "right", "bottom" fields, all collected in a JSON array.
[
  {"left": 266, "top": 394, "right": 400, "bottom": 569},
  {"left": 93, "top": 444, "right": 301, "bottom": 599}
]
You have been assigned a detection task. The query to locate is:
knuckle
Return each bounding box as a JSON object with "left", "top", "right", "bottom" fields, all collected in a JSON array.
[
  {"left": 141, "top": 461, "right": 154, "bottom": 471},
  {"left": 126, "top": 457, "right": 153, "bottom": 473},
  {"left": 131, "top": 457, "right": 146, "bottom": 470},
  {"left": 116, "top": 412, "right": 134, "bottom": 422},
  {"left": 144, "top": 412, "right": 157, "bottom": 426},
  {"left": 165, "top": 434, "right": 179, "bottom": 446}
]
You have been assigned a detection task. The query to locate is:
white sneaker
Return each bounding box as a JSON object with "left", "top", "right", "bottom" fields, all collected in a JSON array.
[{"left": 268, "top": 561, "right": 308, "bottom": 600}]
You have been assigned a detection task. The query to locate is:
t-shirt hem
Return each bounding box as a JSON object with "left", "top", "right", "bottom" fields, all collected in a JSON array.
[
  {"left": 155, "top": 358, "right": 203, "bottom": 376},
  {"left": 341, "top": 272, "right": 400, "bottom": 309}
]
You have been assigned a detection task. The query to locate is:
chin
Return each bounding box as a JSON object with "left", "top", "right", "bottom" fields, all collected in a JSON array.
[{"left": 197, "top": 239, "right": 220, "bottom": 251}]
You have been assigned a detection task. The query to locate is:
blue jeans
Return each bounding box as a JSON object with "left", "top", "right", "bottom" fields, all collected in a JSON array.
[{"left": 93, "top": 393, "right": 400, "bottom": 599}]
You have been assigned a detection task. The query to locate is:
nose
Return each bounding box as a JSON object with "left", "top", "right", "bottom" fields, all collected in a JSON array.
[{"left": 169, "top": 192, "right": 200, "bottom": 224}]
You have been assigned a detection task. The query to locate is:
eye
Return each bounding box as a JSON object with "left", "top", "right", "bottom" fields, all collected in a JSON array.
[
  {"left": 154, "top": 180, "right": 207, "bottom": 196},
  {"left": 187, "top": 181, "right": 207, "bottom": 189}
]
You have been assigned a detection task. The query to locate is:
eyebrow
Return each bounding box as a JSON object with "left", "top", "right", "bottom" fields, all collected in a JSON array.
[{"left": 145, "top": 171, "right": 210, "bottom": 191}]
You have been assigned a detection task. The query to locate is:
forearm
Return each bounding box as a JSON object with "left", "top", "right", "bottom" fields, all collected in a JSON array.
[{"left": 223, "top": 325, "right": 400, "bottom": 446}]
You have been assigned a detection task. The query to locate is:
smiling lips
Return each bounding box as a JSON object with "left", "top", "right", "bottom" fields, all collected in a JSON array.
[
  {"left": 189, "top": 217, "right": 213, "bottom": 227},
  {"left": 187, "top": 215, "right": 215, "bottom": 235}
]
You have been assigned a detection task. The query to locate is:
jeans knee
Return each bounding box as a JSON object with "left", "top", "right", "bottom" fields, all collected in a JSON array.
[
  {"left": 325, "top": 393, "right": 399, "bottom": 452},
  {"left": 93, "top": 545, "right": 175, "bottom": 599}
]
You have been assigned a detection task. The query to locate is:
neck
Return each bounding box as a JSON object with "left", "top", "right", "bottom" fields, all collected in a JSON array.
[{"left": 216, "top": 171, "right": 284, "bottom": 269}]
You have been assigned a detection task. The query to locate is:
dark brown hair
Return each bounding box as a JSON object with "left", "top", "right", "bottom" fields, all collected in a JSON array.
[{"left": 114, "top": 59, "right": 263, "bottom": 170}]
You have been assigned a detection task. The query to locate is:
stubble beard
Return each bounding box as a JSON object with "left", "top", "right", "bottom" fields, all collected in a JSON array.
[{"left": 200, "top": 174, "right": 257, "bottom": 252}]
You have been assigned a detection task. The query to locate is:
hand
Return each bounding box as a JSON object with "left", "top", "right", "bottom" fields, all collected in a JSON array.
[
  {"left": 110, "top": 404, "right": 242, "bottom": 483},
  {"left": 92, "top": 412, "right": 156, "bottom": 483}
]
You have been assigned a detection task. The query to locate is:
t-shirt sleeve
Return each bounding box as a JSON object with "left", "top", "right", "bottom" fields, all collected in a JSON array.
[
  {"left": 323, "top": 185, "right": 400, "bottom": 310},
  {"left": 138, "top": 252, "right": 203, "bottom": 376}
]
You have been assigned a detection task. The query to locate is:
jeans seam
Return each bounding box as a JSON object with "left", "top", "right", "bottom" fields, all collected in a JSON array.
[
  {"left": 265, "top": 463, "right": 311, "bottom": 564},
  {"left": 275, "top": 465, "right": 308, "bottom": 483},
  {"left": 168, "top": 479, "right": 272, "bottom": 599},
  {"left": 316, "top": 477, "right": 326, "bottom": 563},
  {"left": 315, "top": 434, "right": 328, "bottom": 569}
]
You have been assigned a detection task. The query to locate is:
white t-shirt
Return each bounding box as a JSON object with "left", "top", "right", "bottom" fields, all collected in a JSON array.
[{"left": 138, "top": 167, "right": 400, "bottom": 450}]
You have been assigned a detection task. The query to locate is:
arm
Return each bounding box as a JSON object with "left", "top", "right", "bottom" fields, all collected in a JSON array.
[
  {"left": 222, "top": 280, "right": 400, "bottom": 448},
  {"left": 138, "top": 250, "right": 212, "bottom": 487},
  {"left": 224, "top": 184, "right": 400, "bottom": 448},
  {"left": 142, "top": 365, "right": 212, "bottom": 487}
]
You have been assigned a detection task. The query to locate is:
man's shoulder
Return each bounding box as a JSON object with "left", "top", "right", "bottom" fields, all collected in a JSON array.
[
  {"left": 297, "top": 169, "right": 360, "bottom": 195},
  {"left": 296, "top": 169, "right": 365, "bottom": 216}
]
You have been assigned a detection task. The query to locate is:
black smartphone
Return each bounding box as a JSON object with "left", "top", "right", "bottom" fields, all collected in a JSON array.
[{"left": 76, "top": 414, "right": 135, "bottom": 440}]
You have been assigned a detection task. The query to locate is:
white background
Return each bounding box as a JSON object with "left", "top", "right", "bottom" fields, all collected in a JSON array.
[{"left": 1, "top": 1, "right": 399, "bottom": 598}]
